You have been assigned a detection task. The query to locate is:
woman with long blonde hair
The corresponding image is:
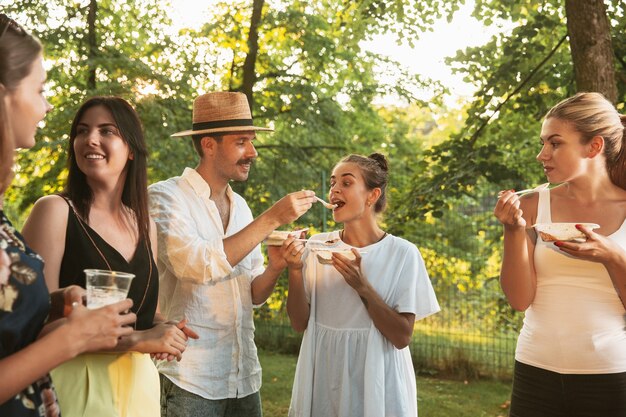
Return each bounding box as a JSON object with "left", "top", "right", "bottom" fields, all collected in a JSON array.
[{"left": 495, "top": 92, "right": 626, "bottom": 416}]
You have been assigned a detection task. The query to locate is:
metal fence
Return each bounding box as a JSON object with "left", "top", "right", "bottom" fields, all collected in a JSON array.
[
  {"left": 409, "top": 281, "right": 520, "bottom": 380},
  {"left": 408, "top": 191, "right": 522, "bottom": 380}
]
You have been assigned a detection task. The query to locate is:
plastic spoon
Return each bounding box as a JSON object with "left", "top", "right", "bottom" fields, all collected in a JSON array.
[{"left": 315, "top": 196, "right": 337, "bottom": 209}]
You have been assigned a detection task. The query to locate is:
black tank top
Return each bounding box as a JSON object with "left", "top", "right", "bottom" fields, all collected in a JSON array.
[{"left": 59, "top": 198, "right": 158, "bottom": 330}]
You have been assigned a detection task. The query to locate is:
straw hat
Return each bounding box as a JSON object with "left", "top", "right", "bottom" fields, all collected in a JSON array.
[{"left": 171, "top": 91, "right": 272, "bottom": 137}]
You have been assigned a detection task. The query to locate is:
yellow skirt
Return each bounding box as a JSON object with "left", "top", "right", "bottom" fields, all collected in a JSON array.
[{"left": 51, "top": 352, "right": 160, "bottom": 417}]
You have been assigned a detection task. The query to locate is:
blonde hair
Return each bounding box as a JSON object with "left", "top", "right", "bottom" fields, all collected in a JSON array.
[
  {"left": 545, "top": 92, "right": 626, "bottom": 189},
  {"left": 0, "top": 16, "right": 42, "bottom": 193}
]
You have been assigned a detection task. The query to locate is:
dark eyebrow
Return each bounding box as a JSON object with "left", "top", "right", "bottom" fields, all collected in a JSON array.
[
  {"left": 233, "top": 134, "right": 256, "bottom": 141},
  {"left": 77, "top": 122, "right": 118, "bottom": 129},
  {"left": 329, "top": 173, "right": 357, "bottom": 180},
  {"left": 540, "top": 134, "right": 562, "bottom": 141}
]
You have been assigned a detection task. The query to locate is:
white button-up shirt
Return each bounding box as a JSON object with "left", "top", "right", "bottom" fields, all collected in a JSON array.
[{"left": 148, "top": 167, "right": 265, "bottom": 400}]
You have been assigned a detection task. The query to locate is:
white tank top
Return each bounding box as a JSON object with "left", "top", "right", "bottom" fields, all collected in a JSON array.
[{"left": 515, "top": 189, "right": 626, "bottom": 373}]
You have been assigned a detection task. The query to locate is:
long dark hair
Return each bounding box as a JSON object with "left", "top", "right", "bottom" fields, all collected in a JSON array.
[
  {"left": 63, "top": 96, "right": 150, "bottom": 242},
  {"left": 0, "top": 14, "right": 42, "bottom": 193}
]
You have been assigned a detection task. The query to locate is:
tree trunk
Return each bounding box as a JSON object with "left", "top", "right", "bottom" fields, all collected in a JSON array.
[
  {"left": 565, "top": 0, "right": 617, "bottom": 104},
  {"left": 87, "top": 0, "right": 98, "bottom": 90},
  {"left": 240, "top": 0, "right": 264, "bottom": 112}
]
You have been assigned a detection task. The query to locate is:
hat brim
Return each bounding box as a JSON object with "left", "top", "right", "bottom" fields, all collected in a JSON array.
[{"left": 171, "top": 125, "right": 273, "bottom": 137}]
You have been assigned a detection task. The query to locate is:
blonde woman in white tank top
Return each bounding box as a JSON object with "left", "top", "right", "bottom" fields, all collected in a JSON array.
[{"left": 494, "top": 92, "right": 626, "bottom": 417}]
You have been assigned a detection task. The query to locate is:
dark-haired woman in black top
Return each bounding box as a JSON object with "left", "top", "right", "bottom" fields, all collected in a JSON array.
[{"left": 22, "top": 97, "right": 198, "bottom": 417}]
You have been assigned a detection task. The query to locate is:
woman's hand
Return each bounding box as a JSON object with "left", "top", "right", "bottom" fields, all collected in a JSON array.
[
  {"left": 175, "top": 318, "right": 199, "bottom": 340},
  {"left": 67, "top": 299, "right": 136, "bottom": 353},
  {"left": 494, "top": 190, "right": 526, "bottom": 229},
  {"left": 554, "top": 224, "right": 622, "bottom": 264},
  {"left": 131, "top": 321, "right": 190, "bottom": 361},
  {"left": 332, "top": 249, "right": 370, "bottom": 294},
  {"left": 332, "top": 249, "right": 416, "bottom": 348},
  {"left": 281, "top": 235, "right": 306, "bottom": 269},
  {"left": 150, "top": 318, "right": 199, "bottom": 361}
]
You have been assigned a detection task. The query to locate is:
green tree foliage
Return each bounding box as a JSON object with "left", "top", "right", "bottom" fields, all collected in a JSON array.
[
  {"left": 147, "top": 0, "right": 452, "bottom": 224},
  {"left": 3, "top": 0, "right": 452, "bottom": 224},
  {"left": 403, "top": 0, "right": 626, "bottom": 221},
  {"left": 7, "top": 0, "right": 620, "bottom": 333},
  {"left": 390, "top": 0, "right": 626, "bottom": 291},
  {"left": 385, "top": 0, "right": 626, "bottom": 333},
  {"left": 3, "top": 1, "right": 449, "bottom": 321},
  {"left": 3, "top": 0, "right": 205, "bottom": 221}
]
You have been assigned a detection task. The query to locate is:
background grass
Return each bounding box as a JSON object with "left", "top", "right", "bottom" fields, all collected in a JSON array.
[
  {"left": 259, "top": 349, "right": 512, "bottom": 417},
  {"left": 255, "top": 319, "right": 518, "bottom": 380}
]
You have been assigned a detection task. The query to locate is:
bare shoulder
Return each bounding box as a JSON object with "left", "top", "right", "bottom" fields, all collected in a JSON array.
[
  {"left": 29, "top": 194, "right": 70, "bottom": 219},
  {"left": 519, "top": 192, "right": 539, "bottom": 224},
  {"left": 22, "top": 195, "right": 70, "bottom": 243}
]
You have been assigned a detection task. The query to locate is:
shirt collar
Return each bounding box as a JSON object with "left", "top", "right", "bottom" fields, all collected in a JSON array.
[{"left": 181, "top": 167, "right": 234, "bottom": 201}]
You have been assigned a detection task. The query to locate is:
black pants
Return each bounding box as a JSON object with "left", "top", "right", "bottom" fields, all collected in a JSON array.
[{"left": 510, "top": 361, "right": 626, "bottom": 417}]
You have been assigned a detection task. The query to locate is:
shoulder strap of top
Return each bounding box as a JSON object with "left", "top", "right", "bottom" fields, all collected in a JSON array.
[
  {"left": 536, "top": 188, "right": 552, "bottom": 223},
  {"left": 59, "top": 195, "right": 113, "bottom": 271},
  {"left": 59, "top": 194, "right": 72, "bottom": 208},
  {"left": 59, "top": 195, "right": 79, "bottom": 217}
]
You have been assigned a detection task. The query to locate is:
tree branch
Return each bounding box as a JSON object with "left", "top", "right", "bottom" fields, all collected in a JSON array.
[{"left": 468, "top": 34, "right": 568, "bottom": 146}]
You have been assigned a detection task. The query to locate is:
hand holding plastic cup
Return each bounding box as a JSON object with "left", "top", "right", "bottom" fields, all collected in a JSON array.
[{"left": 84, "top": 269, "right": 135, "bottom": 309}]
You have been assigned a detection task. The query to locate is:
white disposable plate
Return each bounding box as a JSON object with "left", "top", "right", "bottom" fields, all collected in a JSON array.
[
  {"left": 312, "top": 248, "right": 366, "bottom": 264},
  {"left": 532, "top": 222, "right": 599, "bottom": 242}
]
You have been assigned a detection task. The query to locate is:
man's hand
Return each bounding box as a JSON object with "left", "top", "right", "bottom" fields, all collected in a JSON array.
[
  {"left": 266, "top": 190, "right": 316, "bottom": 226},
  {"left": 267, "top": 244, "right": 288, "bottom": 272}
]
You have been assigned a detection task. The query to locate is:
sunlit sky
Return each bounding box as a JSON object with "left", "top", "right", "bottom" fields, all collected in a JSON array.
[{"left": 168, "top": 0, "right": 510, "bottom": 107}]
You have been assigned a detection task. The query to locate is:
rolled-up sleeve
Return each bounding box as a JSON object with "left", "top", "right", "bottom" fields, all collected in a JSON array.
[{"left": 149, "top": 180, "right": 234, "bottom": 284}]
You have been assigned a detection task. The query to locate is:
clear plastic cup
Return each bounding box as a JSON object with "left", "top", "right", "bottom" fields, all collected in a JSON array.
[{"left": 84, "top": 269, "right": 135, "bottom": 309}]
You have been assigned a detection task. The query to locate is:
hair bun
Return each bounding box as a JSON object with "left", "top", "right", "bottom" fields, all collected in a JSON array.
[{"left": 368, "top": 153, "right": 388, "bottom": 172}]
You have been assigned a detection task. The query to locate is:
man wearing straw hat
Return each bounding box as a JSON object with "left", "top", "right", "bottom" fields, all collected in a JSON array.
[{"left": 149, "top": 91, "right": 316, "bottom": 417}]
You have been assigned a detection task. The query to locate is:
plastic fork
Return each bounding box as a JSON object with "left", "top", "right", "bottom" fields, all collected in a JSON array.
[
  {"left": 512, "top": 183, "right": 550, "bottom": 195},
  {"left": 498, "top": 183, "right": 550, "bottom": 198},
  {"left": 315, "top": 196, "right": 337, "bottom": 209}
]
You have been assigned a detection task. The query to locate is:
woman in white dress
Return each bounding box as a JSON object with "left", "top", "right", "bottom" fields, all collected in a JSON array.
[{"left": 282, "top": 153, "right": 440, "bottom": 417}]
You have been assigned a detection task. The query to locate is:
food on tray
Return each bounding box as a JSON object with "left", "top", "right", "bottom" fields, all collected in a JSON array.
[
  {"left": 264, "top": 228, "right": 308, "bottom": 246},
  {"left": 315, "top": 249, "right": 357, "bottom": 265},
  {"left": 532, "top": 223, "right": 600, "bottom": 242},
  {"left": 537, "top": 231, "right": 558, "bottom": 242}
]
